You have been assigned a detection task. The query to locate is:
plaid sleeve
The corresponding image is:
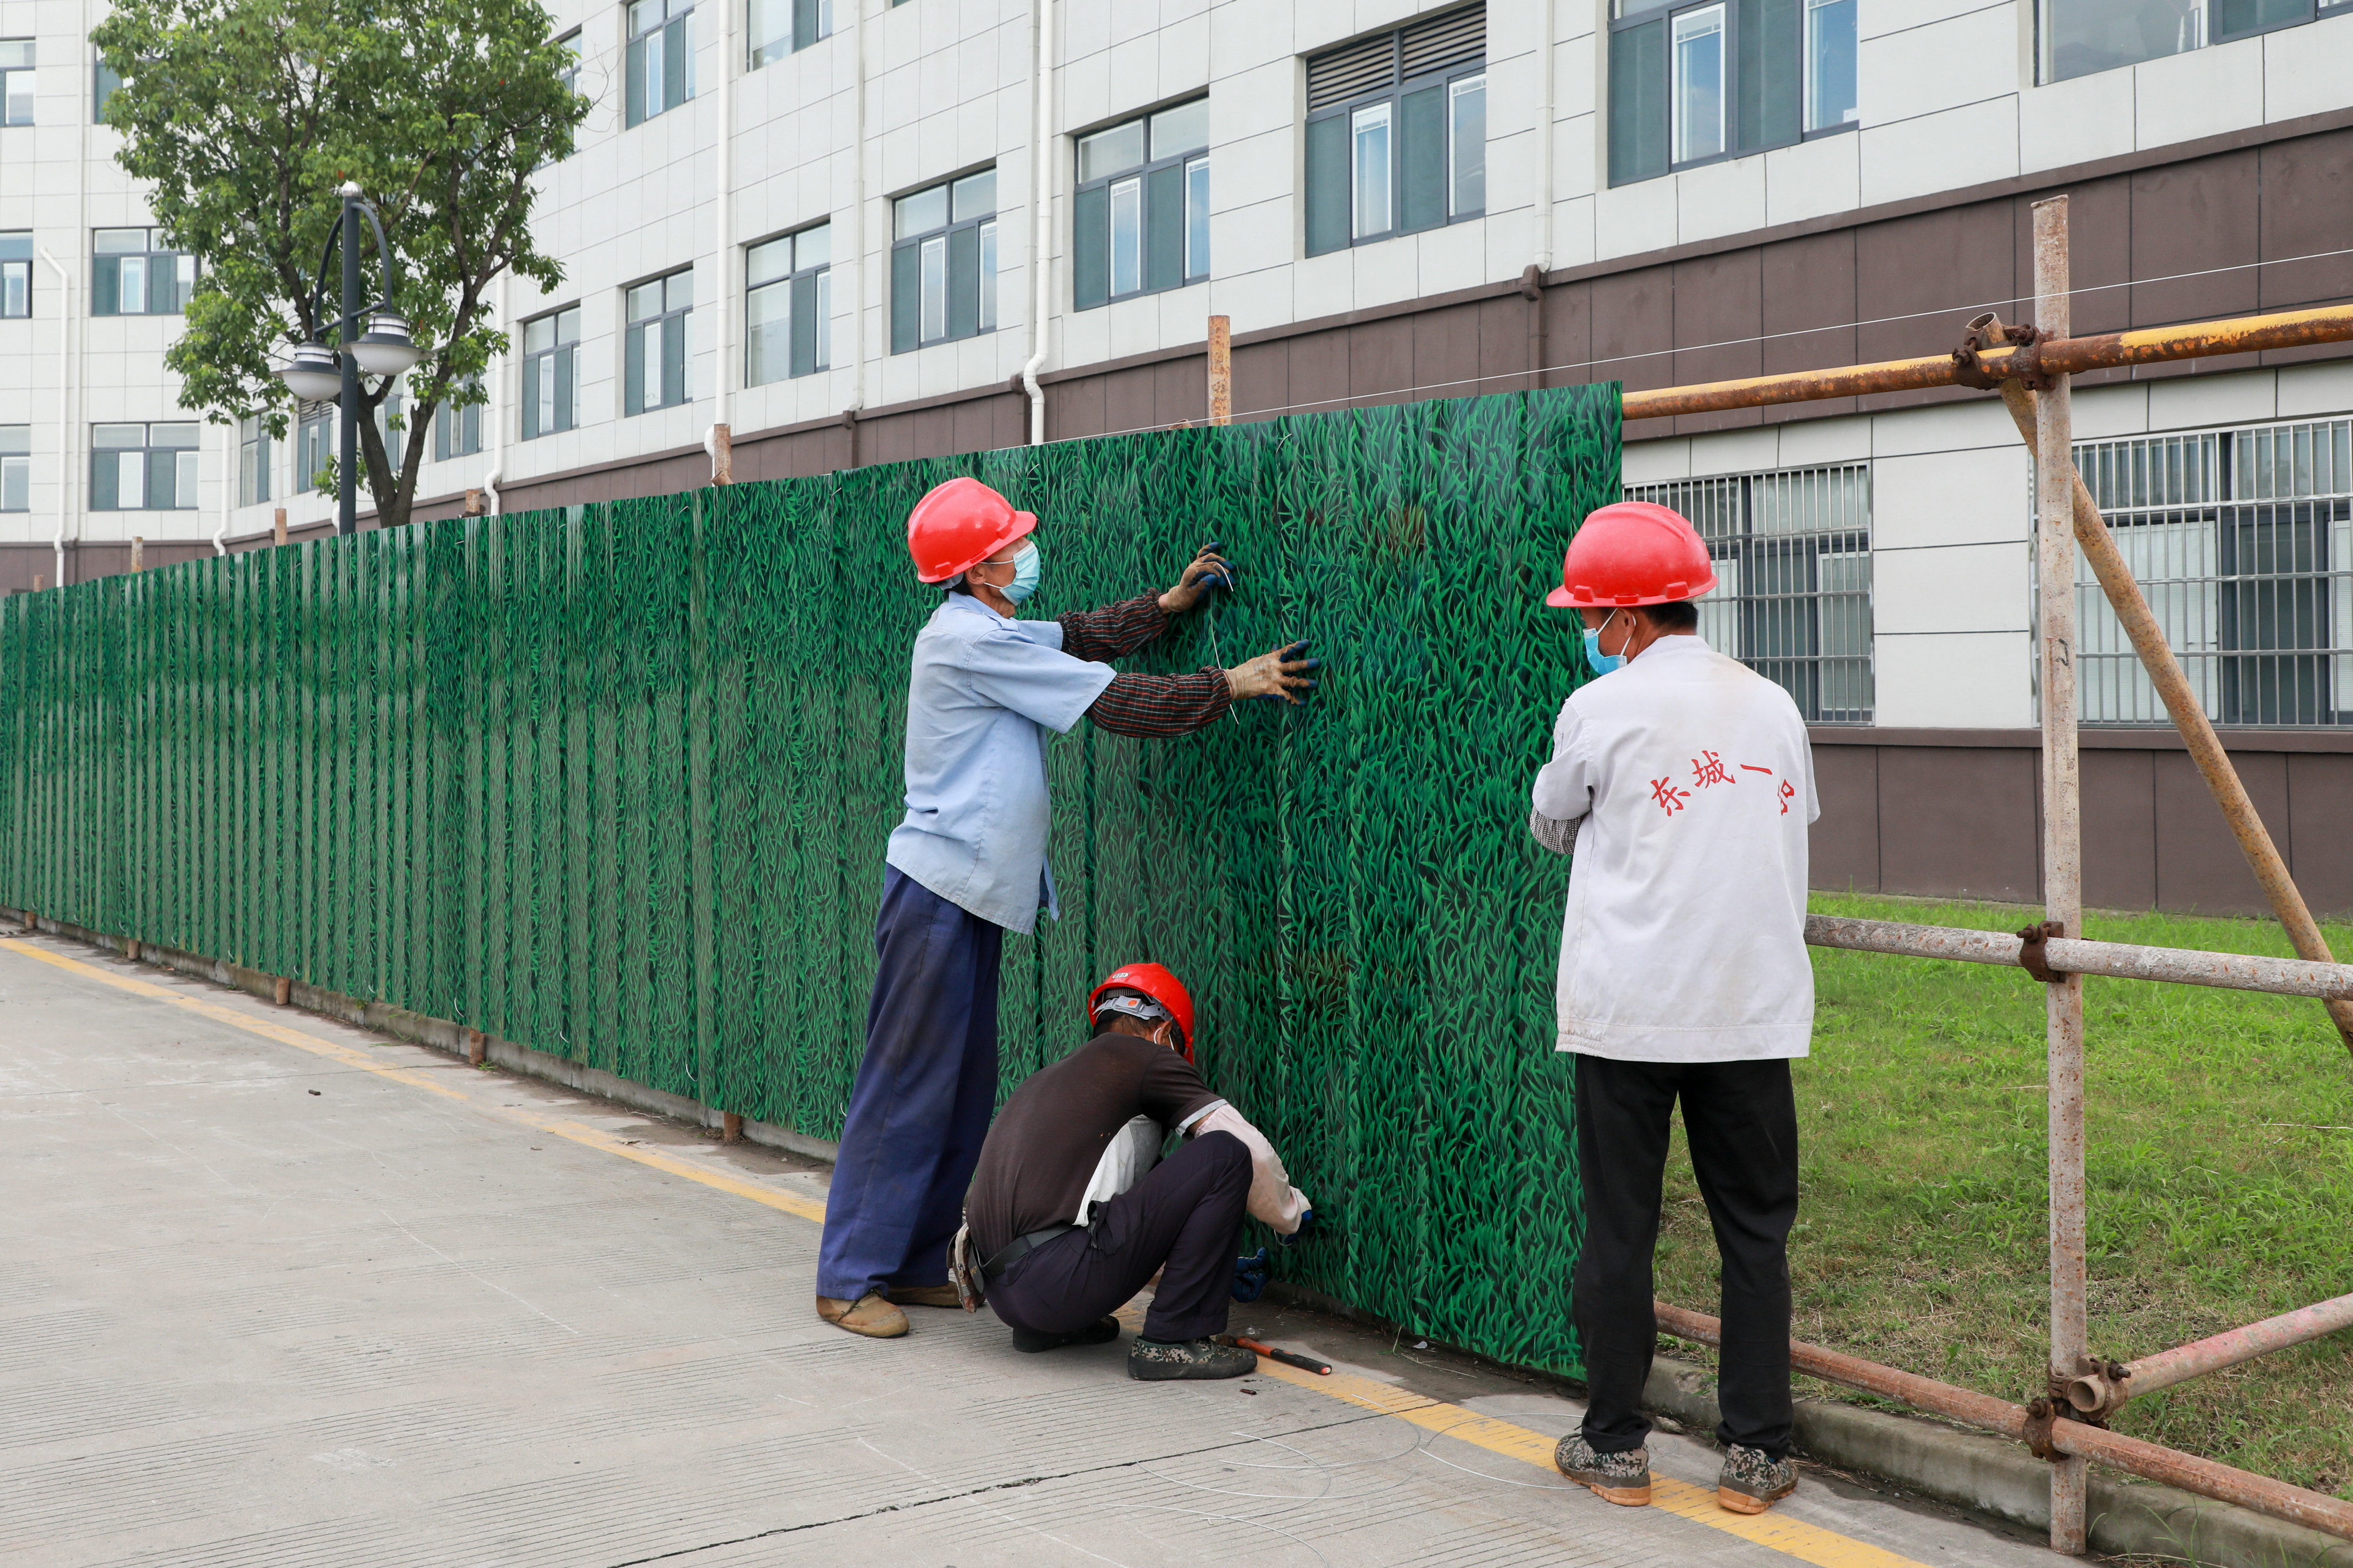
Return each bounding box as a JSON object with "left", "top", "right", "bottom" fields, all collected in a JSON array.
[
  {"left": 1057, "top": 593, "right": 1168, "bottom": 663},
  {"left": 1086, "top": 669, "right": 1234, "bottom": 738}
]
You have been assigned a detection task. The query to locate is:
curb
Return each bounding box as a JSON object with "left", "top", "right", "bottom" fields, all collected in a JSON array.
[
  {"left": 1643, "top": 1359, "right": 2353, "bottom": 1568},
  {"left": 8, "top": 908, "right": 2347, "bottom": 1568}
]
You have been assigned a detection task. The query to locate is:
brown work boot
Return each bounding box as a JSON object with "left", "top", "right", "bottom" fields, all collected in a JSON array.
[
  {"left": 888, "top": 1284, "right": 963, "bottom": 1309},
  {"left": 1555, "top": 1432, "right": 1652, "bottom": 1506},
  {"left": 815, "top": 1292, "right": 908, "bottom": 1338},
  {"left": 1717, "top": 1443, "right": 1797, "bottom": 1513}
]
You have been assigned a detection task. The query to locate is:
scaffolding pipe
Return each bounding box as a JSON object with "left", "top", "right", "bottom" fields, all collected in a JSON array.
[
  {"left": 2067, "top": 1291, "right": 2353, "bottom": 1417},
  {"left": 1619, "top": 301, "right": 2353, "bottom": 421},
  {"left": 2029, "top": 195, "right": 2089, "bottom": 1556},
  {"left": 1804, "top": 915, "right": 2353, "bottom": 999},
  {"left": 1654, "top": 1300, "right": 2353, "bottom": 1543},
  {"left": 1969, "top": 310, "right": 2353, "bottom": 1059}
]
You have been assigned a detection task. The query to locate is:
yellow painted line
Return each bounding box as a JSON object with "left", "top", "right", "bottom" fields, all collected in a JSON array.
[{"left": 5, "top": 935, "right": 1922, "bottom": 1568}]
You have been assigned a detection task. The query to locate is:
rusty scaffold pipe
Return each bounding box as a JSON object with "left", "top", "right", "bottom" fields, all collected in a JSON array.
[
  {"left": 2065, "top": 1290, "right": 2353, "bottom": 1420},
  {"left": 1619, "top": 301, "right": 2353, "bottom": 421},
  {"left": 1654, "top": 1300, "right": 2353, "bottom": 1543},
  {"left": 1804, "top": 915, "right": 2353, "bottom": 1000}
]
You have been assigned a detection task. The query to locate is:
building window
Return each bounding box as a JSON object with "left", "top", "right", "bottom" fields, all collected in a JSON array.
[
  {"left": 2041, "top": 0, "right": 2345, "bottom": 80},
  {"left": 522, "top": 305, "right": 581, "bottom": 438},
  {"left": 558, "top": 29, "right": 583, "bottom": 96},
  {"left": 1609, "top": 0, "right": 1854, "bottom": 186},
  {"left": 94, "top": 228, "right": 197, "bottom": 316},
  {"left": 625, "top": 270, "right": 692, "bottom": 414},
  {"left": 434, "top": 383, "right": 484, "bottom": 460},
  {"left": 1304, "top": 6, "right": 1485, "bottom": 258},
  {"left": 746, "top": 224, "right": 829, "bottom": 385},
  {"left": 95, "top": 59, "right": 123, "bottom": 122},
  {"left": 1072, "top": 98, "right": 1209, "bottom": 311},
  {"left": 92, "top": 422, "right": 200, "bottom": 511},
  {"left": 626, "top": 0, "right": 694, "bottom": 126},
  {"left": 2067, "top": 420, "right": 2353, "bottom": 726},
  {"left": 295, "top": 404, "right": 332, "bottom": 492},
  {"left": 1, "top": 233, "right": 29, "bottom": 318},
  {"left": 238, "top": 416, "right": 270, "bottom": 506},
  {"left": 0, "top": 426, "right": 28, "bottom": 512},
  {"left": 750, "top": 0, "right": 831, "bottom": 66},
  {"left": 890, "top": 170, "right": 996, "bottom": 353},
  {"left": 1626, "top": 465, "right": 1874, "bottom": 723},
  {"left": 1, "top": 41, "right": 32, "bottom": 126}
]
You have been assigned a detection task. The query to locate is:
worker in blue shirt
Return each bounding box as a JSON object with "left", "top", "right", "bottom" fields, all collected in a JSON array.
[{"left": 815, "top": 476, "right": 1318, "bottom": 1338}]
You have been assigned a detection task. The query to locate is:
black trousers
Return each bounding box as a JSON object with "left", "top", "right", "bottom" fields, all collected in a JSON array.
[
  {"left": 987, "top": 1130, "right": 1251, "bottom": 1345},
  {"left": 1573, "top": 1053, "right": 1798, "bottom": 1459}
]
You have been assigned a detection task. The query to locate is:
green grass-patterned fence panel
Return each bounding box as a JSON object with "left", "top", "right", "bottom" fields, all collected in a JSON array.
[{"left": 0, "top": 383, "right": 1619, "bottom": 1376}]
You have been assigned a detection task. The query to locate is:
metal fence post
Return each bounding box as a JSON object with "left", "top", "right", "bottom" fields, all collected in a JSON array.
[
  {"left": 2032, "top": 193, "right": 2090, "bottom": 1556},
  {"left": 1207, "top": 315, "right": 1232, "bottom": 426}
]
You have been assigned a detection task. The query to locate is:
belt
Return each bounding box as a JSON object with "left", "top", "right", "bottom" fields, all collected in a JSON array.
[{"left": 981, "top": 1223, "right": 1082, "bottom": 1282}]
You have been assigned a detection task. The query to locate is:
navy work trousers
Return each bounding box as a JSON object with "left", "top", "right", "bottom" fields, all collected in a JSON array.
[
  {"left": 988, "top": 1130, "right": 1251, "bottom": 1345},
  {"left": 815, "top": 868, "right": 1005, "bottom": 1303},
  {"left": 1572, "top": 1053, "right": 1799, "bottom": 1460}
]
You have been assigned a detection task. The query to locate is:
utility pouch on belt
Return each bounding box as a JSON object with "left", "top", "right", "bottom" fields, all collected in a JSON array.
[{"left": 948, "top": 1220, "right": 986, "bottom": 1313}]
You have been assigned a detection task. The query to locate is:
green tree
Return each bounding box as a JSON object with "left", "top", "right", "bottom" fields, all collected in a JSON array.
[{"left": 94, "top": 0, "right": 586, "bottom": 529}]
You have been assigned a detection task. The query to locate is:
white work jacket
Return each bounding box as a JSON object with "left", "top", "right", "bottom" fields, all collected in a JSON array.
[{"left": 1530, "top": 635, "right": 1818, "bottom": 1063}]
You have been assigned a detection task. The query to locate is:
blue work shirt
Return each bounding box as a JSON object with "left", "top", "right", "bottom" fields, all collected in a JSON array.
[{"left": 884, "top": 594, "right": 1118, "bottom": 935}]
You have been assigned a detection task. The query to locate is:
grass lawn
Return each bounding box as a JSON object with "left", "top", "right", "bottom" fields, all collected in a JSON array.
[{"left": 1648, "top": 891, "right": 2353, "bottom": 1502}]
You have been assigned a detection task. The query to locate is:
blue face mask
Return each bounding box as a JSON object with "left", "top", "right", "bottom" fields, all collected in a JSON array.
[
  {"left": 1002, "top": 541, "right": 1042, "bottom": 605},
  {"left": 1582, "top": 611, "right": 1625, "bottom": 675}
]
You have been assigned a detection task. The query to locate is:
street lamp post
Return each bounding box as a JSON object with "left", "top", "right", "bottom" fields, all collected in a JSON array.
[{"left": 277, "top": 182, "right": 423, "bottom": 537}]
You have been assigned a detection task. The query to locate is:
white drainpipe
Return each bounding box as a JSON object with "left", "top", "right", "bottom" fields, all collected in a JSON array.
[
  {"left": 211, "top": 420, "right": 228, "bottom": 553},
  {"left": 38, "top": 246, "right": 71, "bottom": 586},
  {"left": 483, "top": 272, "right": 508, "bottom": 514},
  {"left": 1019, "top": 0, "right": 1055, "bottom": 446},
  {"left": 1532, "top": 0, "right": 1556, "bottom": 276},
  {"left": 847, "top": 0, "right": 868, "bottom": 424},
  {"left": 707, "top": 0, "right": 734, "bottom": 477}
]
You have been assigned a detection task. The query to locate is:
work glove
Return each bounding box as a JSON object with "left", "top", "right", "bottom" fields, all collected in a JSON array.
[
  {"left": 1277, "top": 1208, "right": 1318, "bottom": 1247},
  {"left": 1231, "top": 1246, "right": 1270, "bottom": 1303}
]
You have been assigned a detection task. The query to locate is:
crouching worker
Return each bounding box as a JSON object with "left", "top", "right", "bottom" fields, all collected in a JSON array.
[{"left": 953, "top": 963, "right": 1312, "bottom": 1381}]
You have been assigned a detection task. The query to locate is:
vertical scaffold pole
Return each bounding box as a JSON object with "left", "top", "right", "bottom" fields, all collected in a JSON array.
[
  {"left": 1207, "top": 315, "right": 1232, "bottom": 426},
  {"left": 2034, "top": 193, "right": 2089, "bottom": 1556}
]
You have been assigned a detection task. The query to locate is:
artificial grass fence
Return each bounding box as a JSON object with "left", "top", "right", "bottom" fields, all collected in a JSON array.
[
  {"left": 0, "top": 382, "right": 1620, "bottom": 1382},
  {"left": 1655, "top": 892, "right": 2353, "bottom": 1500}
]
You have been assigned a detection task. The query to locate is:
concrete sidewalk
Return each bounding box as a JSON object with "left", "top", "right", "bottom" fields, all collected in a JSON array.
[{"left": 0, "top": 930, "right": 2067, "bottom": 1568}]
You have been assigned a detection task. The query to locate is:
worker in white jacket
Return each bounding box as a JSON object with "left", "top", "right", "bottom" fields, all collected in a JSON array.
[
  {"left": 1529, "top": 502, "right": 1818, "bottom": 1519},
  {"left": 954, "top": 963, "right": 1314, "bottom": 1381}
]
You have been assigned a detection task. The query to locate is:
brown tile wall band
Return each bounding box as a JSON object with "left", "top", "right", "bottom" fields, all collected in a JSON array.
[{"left": 1810, "top": 727, "right": 2353, "bottom": 753}]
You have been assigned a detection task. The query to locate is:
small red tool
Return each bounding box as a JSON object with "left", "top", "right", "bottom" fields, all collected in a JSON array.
[{"left": 1232, "top": 1335, "right": 1331, "bottom": 1375}]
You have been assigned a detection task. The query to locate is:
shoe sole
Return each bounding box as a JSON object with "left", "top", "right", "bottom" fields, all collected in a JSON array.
[
  {"left": 1577, "top": 1480, "right": 1652, "bottom": 1507},
  {"left": 1717, "top": 1486, "right": 1792, "bottom": 1515},
  {"left": 1127, "top": 1362, "right": 1254, "bottom": 1381},
  {"left": 816, "top": 1310, "right": 908, "bottom": 1339}
]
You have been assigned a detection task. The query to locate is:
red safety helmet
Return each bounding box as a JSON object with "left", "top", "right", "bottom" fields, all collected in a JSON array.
[
  {"left": 1547, "top": 501, "right": 1718, "bottom": 608},
  {"left": 1088, "top": 962, "right": 1198, "bottom": 1063},
  {"left": 906, "top": 476, "right": 1037, "bottom": 585}
]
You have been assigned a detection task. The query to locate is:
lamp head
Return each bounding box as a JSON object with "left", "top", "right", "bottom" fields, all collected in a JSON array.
[
  {"left": 278, "top": 340, "right": 344, "bottom": 402},
  {"left": 350, "top": 313, "right": 424, "bottom": 377}
]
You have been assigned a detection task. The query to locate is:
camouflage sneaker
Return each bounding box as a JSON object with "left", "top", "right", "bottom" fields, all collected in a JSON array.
[
  {"left": 1554, "top": 1432, "right": 1652, "bottom": 1506},
  {"left": 1127, "top": 1336, "right": 1257, "bottom": 1381},
  {"left": 1718, "top": 1443, "right": 1798, "bottom": 1514}
]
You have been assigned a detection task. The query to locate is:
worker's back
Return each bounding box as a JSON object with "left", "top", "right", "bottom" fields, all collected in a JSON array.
[
  {"left": 1533, "top": 635, "right": 1816, "bottom": 1062},
  {"left": 964, "top": 1034, "right": 1219, "bottom": 1257}
]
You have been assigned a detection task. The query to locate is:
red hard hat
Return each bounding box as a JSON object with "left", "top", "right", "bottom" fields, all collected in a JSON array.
[
  {"left": 906, "top": 476, "right": 1036, "bottom": 584},
  {"left": 1088, "top": 962, "right": 1198, "bottom": 1063},
  {"left": 1547, "top": 501, "right": 1718, "bottom": 608}
]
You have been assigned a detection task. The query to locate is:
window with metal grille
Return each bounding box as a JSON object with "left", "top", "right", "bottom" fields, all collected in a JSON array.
[
  {"left": 1304, "top": 6, "right": 1485, "bottom": 256},
  {"left": 1071, "top": 98, "right": 1209, "bottom": 311},
  {"left": 1625, "top": 464, "right": 1873, "bottom": 722},
  {"left": 889, "top": 169, "right": 996, "bottom": 353},
  {"left": 2065, "top": 419, "right": 2353, "bottom": 727},
  {"left": 746, "top": 223, "right": 829, "bottom": 383}
]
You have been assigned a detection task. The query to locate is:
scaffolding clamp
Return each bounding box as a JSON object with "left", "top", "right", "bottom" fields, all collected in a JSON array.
[
  {"left": 2017, "top": 920, "right": 2070, "bottom": 983},
  {"left": 1952, "top": 318, "right": 2051, "bottom": 392}
]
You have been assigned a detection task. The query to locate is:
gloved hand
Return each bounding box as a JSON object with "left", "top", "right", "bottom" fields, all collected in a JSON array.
[
  {"left": 1231, "top": 1246, "right": 1270, "bottom": 1303},
  {"left": 1160, "top": 539, "right": 1237, "bottom": 612},
  {"left": 1277, "top": 1208, "right": 1318, "bottom": 1247}
]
